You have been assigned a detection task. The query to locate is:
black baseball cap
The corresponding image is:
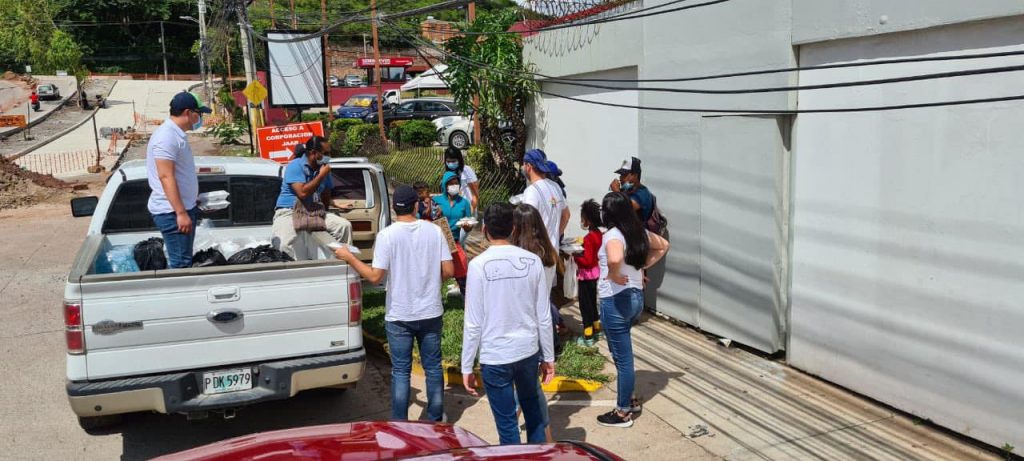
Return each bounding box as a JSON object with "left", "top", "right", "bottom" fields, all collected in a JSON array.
[
  {"left": 170, "top": 91, "right": 212, "bottom": 114},
  {"left": 393, "top": 185, "right": 418, "bottom": 209},
  {"left": 615, "top": 156, "right": 641, "bottom": 175}
]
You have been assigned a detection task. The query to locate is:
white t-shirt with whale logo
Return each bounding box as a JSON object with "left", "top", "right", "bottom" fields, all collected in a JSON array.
[{"left": 462, "top": 244, "right": 554, "bottom": 374}]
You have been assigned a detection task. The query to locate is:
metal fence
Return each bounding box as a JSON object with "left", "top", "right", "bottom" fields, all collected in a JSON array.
[{"left": 366, "top": 146, "right": 524, "bottom": 214}]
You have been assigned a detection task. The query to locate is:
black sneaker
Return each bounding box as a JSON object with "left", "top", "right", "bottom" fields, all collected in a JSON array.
[{"left": 597, "top": 409, "right": 634, "bottom": 428}]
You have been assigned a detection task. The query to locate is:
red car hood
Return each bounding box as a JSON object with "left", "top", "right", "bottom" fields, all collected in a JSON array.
[{"left": 154, "top": 421, "right": 489, "bottom": 461}]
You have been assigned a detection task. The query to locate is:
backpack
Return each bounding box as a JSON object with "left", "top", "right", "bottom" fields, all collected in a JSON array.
[{"left": 645, "top": 193, "right": 669, "bottom": 237}]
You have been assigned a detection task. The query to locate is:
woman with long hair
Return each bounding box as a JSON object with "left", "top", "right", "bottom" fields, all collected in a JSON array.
[
  {"left": 596, "top": 192, "right": 669, "bottom": 428},
  {"left": 443, "top": 146, "right": 481, "bottom": 214}
]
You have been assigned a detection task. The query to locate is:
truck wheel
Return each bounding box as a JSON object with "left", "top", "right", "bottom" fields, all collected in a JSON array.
[{"left": 78, "top": 414, "right": 123, "bottom": 432}]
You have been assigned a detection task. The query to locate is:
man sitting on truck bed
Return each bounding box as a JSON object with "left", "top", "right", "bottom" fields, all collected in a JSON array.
[
  {"left": 146, "top": 91, "right": 212, "bottom": 268},
  {"left": 272, "top": 136, "right": 353, "bottom": 259}
]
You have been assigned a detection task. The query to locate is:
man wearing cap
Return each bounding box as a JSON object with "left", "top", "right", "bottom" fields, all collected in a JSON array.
[
  {"left": 334, "top": 186, "right": 454, "bottom": 422},
  {"left": 610, "top": 156, "right": 654, "bottom": 223},
  {"left": 146, "top": 91, "right": 211, "bottom": 268}
]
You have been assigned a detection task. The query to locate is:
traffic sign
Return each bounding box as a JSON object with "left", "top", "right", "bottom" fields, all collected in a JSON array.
[
  {"left": 0, "top": 115, "right": 27, "bottom": 128},
  {"left": 242, "top": 81, "right": 268, "bottom": 105},
  {"left": 256, "top": 121, "right": 324, "bottom": 163}
]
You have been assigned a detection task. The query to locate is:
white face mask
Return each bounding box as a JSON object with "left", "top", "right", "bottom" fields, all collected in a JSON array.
[{"left": 447, "top": 185, "right": 460, "bottom": 196}]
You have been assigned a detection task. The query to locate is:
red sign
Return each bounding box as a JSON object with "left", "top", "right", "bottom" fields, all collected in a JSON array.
[
  {"left": 355, "top": 57, "right": 414, "bottom": 68},
  {"left": 256, "top": 121, "right": 325, "bottom": 163}
]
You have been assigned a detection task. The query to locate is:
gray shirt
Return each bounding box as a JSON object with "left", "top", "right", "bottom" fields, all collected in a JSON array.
[{"left": 146, "top": 119, "right": 198, "bottom": 215}]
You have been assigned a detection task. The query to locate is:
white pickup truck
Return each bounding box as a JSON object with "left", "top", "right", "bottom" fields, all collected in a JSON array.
[{"left": 64, "top": 156, "right": 390, "bottom": 430}]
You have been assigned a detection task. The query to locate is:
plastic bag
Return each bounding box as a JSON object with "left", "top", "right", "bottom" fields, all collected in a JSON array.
[
  {"left": 192, "top": 248, "right": 227, "bottom": 268},
  {"left": 95, "top": 245, "right": 139, "bottom": 274},
  {"left": 133, "top": 237, "right": 167, "bottom": 271},
  {"left": 227, "top": 244, "right": 294, "bottom": 265},
  {"left": 563, "top": 256, "right": 578, "bottom": 299}
]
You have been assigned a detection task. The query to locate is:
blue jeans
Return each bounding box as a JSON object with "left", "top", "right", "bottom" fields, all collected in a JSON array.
[
  {"left": 385, "top": 316, "right": 444, "bottom": 421},
  {"left": 600, "top": 288, "right": 644, "bottom": 411},
  {"left": 480, "top": 352, "right": 548, "bottom": 445},
  {"left": 151, "top": 207, "right": 199, "bottom": 269}
]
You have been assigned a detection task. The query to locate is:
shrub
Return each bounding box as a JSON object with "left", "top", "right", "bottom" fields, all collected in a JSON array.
[
  {"left": 331, "top": 118, "right": 364, "bottom": 132},
  {"left": 465, "top": 144, "right": 488, "bottom": 171},
  {"left": 394, "top": 120, "right": 438, "bottom": 148},
  {"left": 300, "top": 112, "right": 330, "bottom": 123},
  {"left": 343, "top": 124, "right": 381, "bottom": 156},
  {"left": 209, "top": 120, "right": 248, "bottom": 145}
]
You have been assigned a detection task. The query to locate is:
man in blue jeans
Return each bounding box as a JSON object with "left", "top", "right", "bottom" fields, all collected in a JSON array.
[
  {"left": 147, "top": 92, "right": 211, "bottom": 268},
  {"left": 334, "top": 186, "right": 453, "bottom": 421},
  {"left": 462, "top": 203, "right": 555, "bottom": 445}
]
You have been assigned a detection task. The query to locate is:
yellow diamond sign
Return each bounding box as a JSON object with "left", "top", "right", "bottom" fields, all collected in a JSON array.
[{"left": 242, "top": 81, "right": 268, "bottom": 105}]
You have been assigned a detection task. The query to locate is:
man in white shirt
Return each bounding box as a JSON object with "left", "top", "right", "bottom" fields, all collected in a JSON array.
[
  {"left": 334, "top": 185, "right": 454, "bottom": 422},
  {"left": 146, "top": 92, "right": 210, "bottom": 268},
  {"left": 462, "top": 203, "right": 555, "bottom": 445}
]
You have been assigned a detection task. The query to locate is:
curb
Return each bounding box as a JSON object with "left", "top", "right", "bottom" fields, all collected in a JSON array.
[
  {"left": 361, "top": 330, "right": 605, "bottom": 392},
  {"left": 9, "top": 107, "right": 99, "bottom": 160}
]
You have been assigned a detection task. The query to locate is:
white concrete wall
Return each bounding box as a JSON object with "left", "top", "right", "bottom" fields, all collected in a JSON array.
[
  {"left": 529, "top": 67, "right": 640, "bottom": 240},
  {"left": 790, "top": 16, "right": 1024, "bottom": 449}
]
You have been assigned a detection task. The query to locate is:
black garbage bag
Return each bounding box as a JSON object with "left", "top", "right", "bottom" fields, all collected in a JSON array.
[
  {"left": 192, "top": 248, "right": 227, "bottom": 268},
  {"left": 133, "top": 237, "right": 167, "bottom": 270},
  {"left": 227, "top": 245, "right": 293, "bottom": 265}
]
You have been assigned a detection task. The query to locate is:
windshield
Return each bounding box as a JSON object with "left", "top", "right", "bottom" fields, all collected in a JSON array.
[{"left": 343, "top": 95, "right": 375, "bottom": 107}]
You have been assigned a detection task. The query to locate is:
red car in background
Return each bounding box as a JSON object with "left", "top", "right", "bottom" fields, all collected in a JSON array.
[{"left": 154, "top": 421, "right": 625, "bottom": 461}]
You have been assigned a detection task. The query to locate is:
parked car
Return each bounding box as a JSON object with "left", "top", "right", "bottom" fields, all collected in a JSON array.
[
  {"left": 64, "top": 156, "right": 392, "bottom": 431},
  {"left": 344, "top": 74, "right": 364, "bottom": 87},
  {"left": 37, "top": 83, "right": 60, "bottom": 101},
  {"left": 153, "top": 421, "right": 626, "bottom": 461},
  {"left": 434, "top": 115, "right": 517, "bottom": 150},
  {"left": 335, "top": 94, "right": 381, "bottom": 120},
  {"left": 366, "top": 98, "right": 460, "bottom": 125},
  {"left": 329, "top": 75, "right": 341, "bottom": 87}
]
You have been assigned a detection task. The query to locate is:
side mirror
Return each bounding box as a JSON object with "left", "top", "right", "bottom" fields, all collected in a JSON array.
[{"left": 71, "top": 196, "right": 99, "bottom": 217}]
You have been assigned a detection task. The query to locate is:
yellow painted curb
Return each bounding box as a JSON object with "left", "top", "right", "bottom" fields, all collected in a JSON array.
[{"left": 541, "top": 376, "right": 605, "bottom": 393}]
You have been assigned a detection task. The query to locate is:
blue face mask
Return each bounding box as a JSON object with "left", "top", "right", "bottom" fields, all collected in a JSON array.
[
  {"left": 446, "top": 162, "right": 459, "bottom": 170},
  {"left": 191, "top": 114, "right": 203, "bottom": 131},
  {"left": 621, "top": 181, "right": 634, "bottom": 191}
]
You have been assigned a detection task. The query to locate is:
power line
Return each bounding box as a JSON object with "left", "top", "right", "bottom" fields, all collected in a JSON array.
[
  {"left": 388, "top": 22, "right": 1024, "bottom": 96},
  {"left": 392, "top": 26, "right": 1024, "bottom": 114}
]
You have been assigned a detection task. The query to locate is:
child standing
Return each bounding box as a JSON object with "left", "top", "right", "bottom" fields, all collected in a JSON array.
[
  {"left": 574, "top": 200, "right": 603, "bottom": 346},
  {"left": 413, "top": 181, "right": 440, "bottom": 222}
]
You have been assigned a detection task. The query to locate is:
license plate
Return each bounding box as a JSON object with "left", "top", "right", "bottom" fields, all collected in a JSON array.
[{"left": 202, "top": 368, "right": 253, "bottom": 395}]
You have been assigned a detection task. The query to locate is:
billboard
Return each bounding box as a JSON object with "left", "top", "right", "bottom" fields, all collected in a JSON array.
[
  {"left": 256, "top": 121, "right": 325, "bottom": 163},
  {"left": 266, "top": 30, "right": 327, "bottom": 108}
]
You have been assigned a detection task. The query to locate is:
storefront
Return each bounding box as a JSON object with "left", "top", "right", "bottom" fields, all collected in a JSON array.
[{"left": 354, "top": 57, "right": 415, "bottom": 83}]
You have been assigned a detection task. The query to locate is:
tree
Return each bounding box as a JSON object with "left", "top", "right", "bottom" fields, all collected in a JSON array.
[{"left": 444, "top": 8, "right": 536, "bottom": 169}]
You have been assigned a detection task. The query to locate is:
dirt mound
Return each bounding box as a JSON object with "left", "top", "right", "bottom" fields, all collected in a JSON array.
[{"left": 0, "top": 155, "right": 73, "bottom": 210}]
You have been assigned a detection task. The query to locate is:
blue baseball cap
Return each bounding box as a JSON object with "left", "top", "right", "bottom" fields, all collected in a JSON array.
[
  {"left": 170, "top": 91, "right": 212, "bottom": 114},
  {"left": 524, "top": 149, "right": 558, "bottom": 175}
]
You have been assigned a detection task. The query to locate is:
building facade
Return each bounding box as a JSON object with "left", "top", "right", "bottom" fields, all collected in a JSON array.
[{"left": 524, "top": 0, "right": 1024, "bottom": 450}]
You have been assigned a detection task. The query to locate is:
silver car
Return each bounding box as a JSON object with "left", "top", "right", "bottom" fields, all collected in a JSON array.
[
  {"left": 344, "top": 74, "right": 364, "bottom": 87},
  {"left": 37, "top": 83, "right": 61, "bottom": 101},
  {"left": 434, "top": 116, "right": 516, "bottom": 149}
]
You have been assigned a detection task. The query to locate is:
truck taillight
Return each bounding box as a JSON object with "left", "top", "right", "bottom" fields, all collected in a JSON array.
[
  {"left": 349, "top": 281, "right": 362, "bottom": 327},
  {"left": 64, "top": 301, "right": 84, "bottom": 355}
]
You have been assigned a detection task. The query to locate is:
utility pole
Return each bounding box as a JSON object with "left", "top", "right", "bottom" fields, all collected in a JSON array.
[
  {"left": 160, "top": 21, "right": 169, "bottom": 80},
  {"left": 290, "top": 0, "right": 297, "bottom": 29},
  {"left": 269, "top": 0, "right": 276, "bottom": 28},
  {"left": 362, "top": 33, "right": 368, "bottom": 57},
  {"left": 370, "top": 0, "right": 386, "bottom": 141},
  {"left": 225, "top": 36, "right": 232, "bottom": 91},
  {"left": 238, "top": 0, "right": 264, "bottom": 130},
  {"left": 90, "top": 112, "right": 102, "bottom": 172},
  {"left": 322, "top": 0, "right": 333, "bottom": 119},
  {"left": 469, "top": 2, "right": 480, "bottom": 145},
  {"left": 198, "top": 0, "right": 211, "bottom": 104}
]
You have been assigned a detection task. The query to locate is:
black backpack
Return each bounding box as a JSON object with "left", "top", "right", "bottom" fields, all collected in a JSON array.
[{"left": 645, "top": 194, "right": 669, "bottom": 237}]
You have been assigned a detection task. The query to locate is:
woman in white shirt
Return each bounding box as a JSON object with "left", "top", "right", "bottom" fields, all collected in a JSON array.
[
  {"left": 596, "top": 192, "right": 669, "bottom": 429},
  {"left": 443, "top": 147, "right": 480, "bottom": 214}
]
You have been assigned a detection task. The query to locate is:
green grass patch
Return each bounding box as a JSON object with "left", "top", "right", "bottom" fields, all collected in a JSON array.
[{"left": 360, "top": 284, "right": 610, "bottom": 383}]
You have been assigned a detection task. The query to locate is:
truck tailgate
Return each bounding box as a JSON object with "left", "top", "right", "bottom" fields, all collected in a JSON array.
[{"left": 78, "top": 263, "right": 356, "bottom": 380}]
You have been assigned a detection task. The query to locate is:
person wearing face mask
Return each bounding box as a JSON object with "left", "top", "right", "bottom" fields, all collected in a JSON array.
[
  {"left": 433, "top": 171, "right": 473, "bottom": 294},
  {"left": 146, "top": 91, "right": 212, "bottom": 268},
  {"left": 609, "top": 157, "right": 654, "bottom": 223},
  {"left": 271, "top": 136, "right": 353, "bottom": 260},
  {"left": 443, "top": 146, "right": 480, "bottom": 214}
]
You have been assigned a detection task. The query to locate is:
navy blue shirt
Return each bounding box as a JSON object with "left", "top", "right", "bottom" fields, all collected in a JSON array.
[
  {"left": 276, "top": 156, "right": 333, "bottom": 208},
  {"left": 630, "top": 185, "right": 654, "bottom": 222}
]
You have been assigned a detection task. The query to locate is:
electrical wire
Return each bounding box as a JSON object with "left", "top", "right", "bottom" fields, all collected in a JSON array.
[
  {"left": 391, "top": 25, "right": 1024, "bottom": 114},
  {"left": 387, "top": 21, "right": 1024, "bottom": 95}
]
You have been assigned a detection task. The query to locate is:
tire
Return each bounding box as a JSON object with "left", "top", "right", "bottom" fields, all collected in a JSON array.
[
  {"left": 78, "top": 414, "right": 123, "bottom": 432},
  {"left": 499, "top": 131, "right": 516, "bottom": 146},
  {"left": 449, "top": 131, "right": 470, "bottom": 149}
]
